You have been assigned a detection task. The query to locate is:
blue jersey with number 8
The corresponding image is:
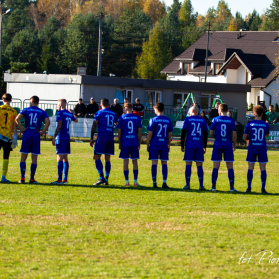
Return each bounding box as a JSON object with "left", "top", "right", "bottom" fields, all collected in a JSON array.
[
  {"left": 148, "top": 116, "right": 173, "bottom": 149},
  {"left": 210, "top": 116, "right": 236, "bottom": 146},
  {"left": 20, "top": 106, "right": 49, "bottom": 136},
  {"left": 244, "top": 120, "right": 269, "bottom": 153},
  {"left": 56, "top": 109, "right": 76, "bottom": 141},
  {"left": 94, "top": 108, "right": 117, "bottom": 138}
]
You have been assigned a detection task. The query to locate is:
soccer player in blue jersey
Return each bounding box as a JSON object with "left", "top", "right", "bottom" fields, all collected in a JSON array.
[
  {"left": 210, "top": 103, "right": 237, "bottom": 192},
  {"left": 117, "top": 103, "right": 142, "bottom": 186},
  {"left": 16, "top": 96, "right": 50, "bottom": 184},
  {"left": 243, "top": 105, "right": 269, "bottom": 194},
  {"left": 147, "top": 102, "right": 173, "bottom": 188},
  {"left": 51, "top": 99, "right": 78, "bottom": 185},
  {"left": 90, "top": 98, "right": 117, "bottom": 185},
  {"left": 181, "top": 106, "right": 208, "bottom": 190}
]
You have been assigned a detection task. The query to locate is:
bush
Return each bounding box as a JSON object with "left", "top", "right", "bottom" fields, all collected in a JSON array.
[
  {"left": 248, "top": 103, "right": 254, "bottom": 111},
  {"left": 275, "top": 102, "right": 279, "bottom": 112}
]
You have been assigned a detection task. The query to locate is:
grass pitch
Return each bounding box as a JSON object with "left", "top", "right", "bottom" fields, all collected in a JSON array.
[{"left": 1, "top": 141, "right": 279, "bottom": 278}]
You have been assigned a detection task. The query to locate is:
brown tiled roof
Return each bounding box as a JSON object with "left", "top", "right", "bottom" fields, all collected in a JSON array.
[
  {"left": 161, "top": 60, "right": 180, "bottom": 74},
  {"left": 162, "top": 31, "right": 279, "bottom": 88},
  {"left": 188, "top": 62, "right": 211, "bottom": 74}
]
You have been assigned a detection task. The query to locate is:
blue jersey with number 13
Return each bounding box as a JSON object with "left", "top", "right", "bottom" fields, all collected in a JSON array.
[{"left": 94, "top": 108, "right": 117, "bottom": 138}]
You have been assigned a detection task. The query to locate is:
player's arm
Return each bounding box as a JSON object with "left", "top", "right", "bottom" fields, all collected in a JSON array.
[
  {"left": 118, "top": 128, "right": 122, "bottom": 149},
  {"left": 73, "top": 117, "right": 78, "bottom": 123},
  {"left": 203, "top": 131, "right": 208, "bottom": 154},
  {"left": 180, "top": 129, "right": 186, "bottom": 152},
  {"left": 232, "top": 131, "right": 237, "bottom": 151},
  {"left": 11, "top": 121, "right": 18, "bottom": 149},
  {"left": 146, "top": 131, "right": 153, "bottom": 152},
  {"left": 15, "top": 114, "right": 25, "bottom": 133},
  {"left": 210, "top": 129, "right": 214, "bottom": 138},
  {"left": 52, "top": 120, "right": 62, "bottom": 146},
  {"left": 90, "top": 119, "right": 98, "bottom": 147},
  {"left": 138, "top": 128, "right": 142, "bottom": 150},
  {"left": 40, "top": 117, "right": 50, "bottom": 136},
  {"left": 243, "top": 133, "right": 248, "bottom": 141}
]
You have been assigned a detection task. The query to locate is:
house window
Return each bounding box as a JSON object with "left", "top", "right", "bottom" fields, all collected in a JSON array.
[
  {"left": 214, "top": 63, "right": 223, "bottom": 75},
  {"left": 200, "top": 94, "right": 215, "bottom": 110},
  {"left": 183, "top": 63, "right": 189, "bottom": 74},
  {"left": 173, "top": 92, "right": 189, "bottom": 109},
  {"left": 145, "top": 91, "right": 162, "bottom": 108},
  {"left": 116, "top": 89, "right": 134, "bottom": 104}
]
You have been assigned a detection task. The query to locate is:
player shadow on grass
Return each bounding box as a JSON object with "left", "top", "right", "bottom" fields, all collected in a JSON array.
[{"left": 45, "top": 183, "right": 279, "bottom": 196}]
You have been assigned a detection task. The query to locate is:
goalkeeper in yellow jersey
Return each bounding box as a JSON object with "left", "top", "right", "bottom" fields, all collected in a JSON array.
[{"left": 0, "top": 93, "right": 17, "bottom": 182}]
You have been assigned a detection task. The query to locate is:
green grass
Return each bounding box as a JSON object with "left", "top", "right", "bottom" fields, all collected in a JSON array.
[{"left": 1, "top": 141, "right": 279, "bottom": 278}]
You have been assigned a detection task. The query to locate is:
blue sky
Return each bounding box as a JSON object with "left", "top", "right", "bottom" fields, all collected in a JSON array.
[{"left": 164, "top": 0, "right": 273, "bottom": 17}]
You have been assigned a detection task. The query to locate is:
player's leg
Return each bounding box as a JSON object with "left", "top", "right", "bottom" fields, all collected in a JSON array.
[
  {"left": 211, "top": 145, "right": 222, "bottom": 191},
  {"left": 151, "top": 160, "right": 158, "bottom": 188},
  {"left": 19, "top": 133, "right": 31, "bottom": 183},
  {"left": 51, "top": 154, "right": 64, "bottom": 184},
  {"left": 161, "top": 160, "right": 169, "bottom": 188},
  {"left": 93, "top": 153, "right": 106, "bottom": 185},
  {"left": 226, "top": 162, "right": 236, "bottom": 192},
  {"left": 246, "top": 162, "right": 255, "bottom": 193},
  {"left": 19, "top": 153, "right": 28, "bottom": 183},
  {"left": 29, "top": 134, "right": 41, "bottom": 184},
  {"left": 132, "top": 159, "right": 139, "bottom": 186},
  {"left": 260, "top": 163, "right": 267, "bottom": 194},
  {"left": 1, "top": 141, "right": 12, "bottom": 183},
  {"left": 184, "top": 161, "right": 192, "bottom": 190},
  {"left": 63, "top": 155, "right": 69, "bottom": 184},
  {"left": 123, "top": 159, "right": 129, "bottom": 186},
  {"left": 104, "top": 154, "right": 111, "bottom": 183},
  {"left": 30, "top": 154, "right": 38, "bottom": 184},
  {"left": 196, "top": 162, "right": 206, "bottom": 191}
]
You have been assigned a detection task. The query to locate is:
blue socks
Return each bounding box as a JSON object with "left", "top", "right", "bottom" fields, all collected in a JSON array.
[
  {"left": 124, "top": 170, "right": 129, "bottom": 182},
  {"left": 212, "top": 168, "right": 218, "bottom": 186},
  {"left": 152, "top": 165, "right": 157, "bottom": 183},
  {"left": 20, "top": 162, "right": 26, "bottom": 179},
  {"left": 185, "top": 165, "right": 191, "bottom": 186},
  {"left": 162, "top": 165, "right": 168, "bottom": 183},
  {"left": 228, "top": 169, "right": 234, "bottom": 188},
  {"left": 58, "top": 161, "right": 63, "bottom": 181},
  {"left": 261, "top": 170, "right": 267, "bottom": 190},
  {"left": 63, "top": 161, "right": 69, "bottom": 181},
  {"left": 105, "top": 161, "right": 111, "bottom": 180},
  {"left": 247, "top": 169, "right": 253, "bottom": 189},
  {"left": 197, "top": 166, "right": 203, "bottom": 187},
  {"left": 95, "top": 159, "right": 104, "bottom": 179},
  {"left": 30, "top": 164, "right": 37, "bottom": 180},
  {"left": 133, "top": 170, "right": 138, "bottom": 182}
]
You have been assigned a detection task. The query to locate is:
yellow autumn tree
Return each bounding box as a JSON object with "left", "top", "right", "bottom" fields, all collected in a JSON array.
[{"left": 142, "top": 0, "right": 166, "bottom": 24}]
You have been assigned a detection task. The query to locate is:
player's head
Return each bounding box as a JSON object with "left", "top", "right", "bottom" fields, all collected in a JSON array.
[
  {"left": 218, "top": 103, "right": 228, "bottom": 114},
  {"left": 101, "top": 98, "right": 109, "bottom": 108},
  {"left": 253, "top": 105, "right": 264, "bottom": 117},
  {"left": 78, "top": 98, "right": 83, "bottom": 104},
  {"left": 269, "top": 105, "right": 274, "bottom": 112},
  {"left": 2, "top": 93, "right": 12, "bottom": 104},
  {"left": 215, "top": 101, "right": 220, "bottom": 109},
  {"left": 58, "top": 99, "right": 67, "bottom": 110},
  {"left": 154, "top": 102, "right": 164, "bottom": 115},
  {"left": 227, "top": 111, "right": 233, "bottom": 118},
  {"left": 124, "top": 103, "right": 133, "bottom": 113},
  {"left": 30, "top": 96, "right": 39, "bottom": 106},
  {"left": 124, "top": 98, "right": 130, "bottom": 104},
  {"left": 191, "top": 105, "right": 199, "bottom": 116}
]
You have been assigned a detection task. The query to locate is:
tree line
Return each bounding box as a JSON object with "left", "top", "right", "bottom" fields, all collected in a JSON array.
[{"left": 0, "top": 0, "right": 279, "bottom": 95}]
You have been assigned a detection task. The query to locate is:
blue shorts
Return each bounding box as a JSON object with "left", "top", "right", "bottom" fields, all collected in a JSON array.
[
  {"left": 20, "top": 133, "right": 40, "bottom": 155},
  {"left": 94, "top": 135, "right": 114, "bottom": 155},
  {"left": 56, "top": 139, "right": 71, "bottom": 155},
  {"left": 246, "top": 150, "right": 268, "bottom": 164},
  {"left": 149, "top": 148, "right": 169, "bottom": 161},
  {"left": 184, "top": 148, "right": 204, "bottom": 162},
  {"left": 119, "top": 146, "right": 139, "bottom": 160},
  {"left": 211, "top": 145, "right": 234, "bottom": 162}
]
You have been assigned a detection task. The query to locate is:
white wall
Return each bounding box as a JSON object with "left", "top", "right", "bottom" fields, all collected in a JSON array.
[
  {"left": 226, "top": 69, "right": 237, "bottom": 83},
  {"left": 237, "top": 65, "right": 246, "bottom": 84},
  {"left": 168, "top": 75, "right": 200, "bottom": 82},
  {"left": 263, "top": 77, "right": 279, "bottom": 106},
  {"left": 260, "top": 90, "right": 271, "bottom": 107}
]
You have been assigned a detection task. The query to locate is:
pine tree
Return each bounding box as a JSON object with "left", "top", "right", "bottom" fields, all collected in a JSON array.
[
  {"left": 275, "top": 102, "right": 279, "bottom": 112},
  {"left": 248, "top": 103, "right": 254, "bottom": 111},
  {"left": 179, "top": 0, "right": 197, "bottom": 27},
  {"left": 261, "top": 0, "right": 279, "bottom": 30}
]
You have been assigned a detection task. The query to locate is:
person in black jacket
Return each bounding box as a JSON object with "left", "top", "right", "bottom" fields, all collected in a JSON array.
[
  {"left": 87, "top": 97, "right": 99, "bottom": 118},
  {"left": 74, "top": 98, "right": 87, "bottom": 117},
  {"left": 210, "top": 101, "right": 220, "bottom": 121},
  {"left": 110, "top": 98, "right": 123, "bottom": 119},
  {"left": 133, "top": 98, "right": 144, "bottom": 112}
]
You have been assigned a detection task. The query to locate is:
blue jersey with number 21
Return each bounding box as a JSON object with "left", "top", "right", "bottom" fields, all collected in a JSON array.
[
  {"left": 20, "top": 106, "right": 49, "bottom": 136},
  {"left": 56, "top": 109, "right": 76, "bottom": 141},
  {"left": 148, "top": 116, "right": 173, "bottom": 149},
  {"left": 94, "top": 108, "right": 117, "bottom": 139},
  {"left": 210, "top": 116, "right": 236, "bottom": 146}
]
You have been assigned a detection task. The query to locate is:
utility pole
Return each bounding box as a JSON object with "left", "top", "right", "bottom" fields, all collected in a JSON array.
[
  {"left": 204, "top": 21, "right": 210, "bottom": 83},
  {"left": 97, "top": 13, "right": 103, "bottom": 77},
  {"left": 0, "top": 1, "right": 2, "bottom": 67}
]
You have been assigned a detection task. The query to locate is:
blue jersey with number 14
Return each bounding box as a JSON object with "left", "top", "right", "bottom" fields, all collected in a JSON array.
[
  {"left": 210, "top": 116, "right": 236, "bottom": 146},
  {"left": 56, "top": 109, "right": 76, "bottom": 141},
  {"left": 244, "top": 120, "right": 269, "bottom": 154},
  {"left": 148, "top": 116, "right": 173, "bottom": 149},
  {"left": 94, "top": 108, "right": 117, "bottom": 138}
]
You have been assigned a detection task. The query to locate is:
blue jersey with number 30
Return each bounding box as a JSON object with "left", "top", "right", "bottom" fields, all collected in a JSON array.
[
  {"left": 117, "top": 114, "right": 142, "bottom": 147},
  {"left": 148, "top": 116, "right": 173, "bottom": 149},
  {"left": 210, "top": 116, "right": 236, "bottom": 146},
  {"left": 56, "top": 109, "right": 76, "bottom": 141},
  {"left": 94, "top": 108, "right": 117, "bottom": 138},
  {"left": 20, "top": 106, "right": 49, "bottom": 136},
  {"left": 244, "top": 120, "right": 269, "bottom": 153}
]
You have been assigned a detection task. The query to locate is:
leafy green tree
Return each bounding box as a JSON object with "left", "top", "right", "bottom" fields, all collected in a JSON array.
[
  {"left": 248, "top": 103, "right": 254, "bottom": 111},
  {"left": 261, "top": 0, "right": 279, "bottom": 30},
  {"left": 246, "top": 9, "right": 262, "bottom": 31},
  {"left": 37, "top": 45, "right": 52, "bottom": 73},
  {"left": 10, "top": 62, "right": 29, "bottom": 73},
  {"left": 133, "top": 23, "right": 172, "bottom": 80},
  {"left": 179, "top": 0, "right": 197, "bottom": 27}
]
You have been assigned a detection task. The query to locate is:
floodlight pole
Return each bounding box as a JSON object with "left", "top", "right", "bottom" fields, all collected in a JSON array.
[
  {"left": 97, "top": 13, "right": 103, "bottom": 77},
  {"left": 204, "top": 21, "right": 210, "bottom": 83}
]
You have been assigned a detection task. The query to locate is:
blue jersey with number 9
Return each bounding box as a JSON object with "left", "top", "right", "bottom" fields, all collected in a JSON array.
[
  {"left": 20, "top": 106, "right": 49, "bottom": 135},
  {"left": 56, "top": 109, "right": 76, "bottom": 141},
  {"left": 244, "top": 120, "right": 269, "bottom": 153},
  {"left": 94, "top": 108, "right": 117, "bottom": 139},
  {"left": 210, "top": 116, "right": 236, "bottom": 146},
  {"left": 148, "top": 116, "right": 173, "bottom": 149}
]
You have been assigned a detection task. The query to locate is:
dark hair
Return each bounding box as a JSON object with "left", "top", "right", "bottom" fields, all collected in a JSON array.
[
  {"left": 58, "top": 99, "right": 67, "bottom": 106},
  {"left": 253, "top": 105, "right": 264, "bottom": 116},
  {"left": 154, "top": 102, "right": 164, "bottom": 112},
  {"left": 101, "top": 98, "right": 109, "bottom": 107},
  {"left": 30, "top": 95, "right": 39, "bottom": 104},
  {"left": 79, "top": 98, "right": 83, "bottom": 101},
  {"left": 124, "top": 103, "right": 133, "bottom": 109},
  {"left": 200, "top": 110, "right": 206, "bottom": 117},
  {"left": 2, "top": 93, "right": 12, "bottom": 101},
  {"left": 219, "top": 103, "right": 228, "bottom": 113},
  {"left": 269, "top": 104, "right": 273, "bottom": 108}
]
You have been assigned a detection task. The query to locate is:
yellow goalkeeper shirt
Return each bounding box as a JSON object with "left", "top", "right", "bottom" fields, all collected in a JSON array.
[{"left": 0, "top": 104, "right": 17, "bottom": 139}]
